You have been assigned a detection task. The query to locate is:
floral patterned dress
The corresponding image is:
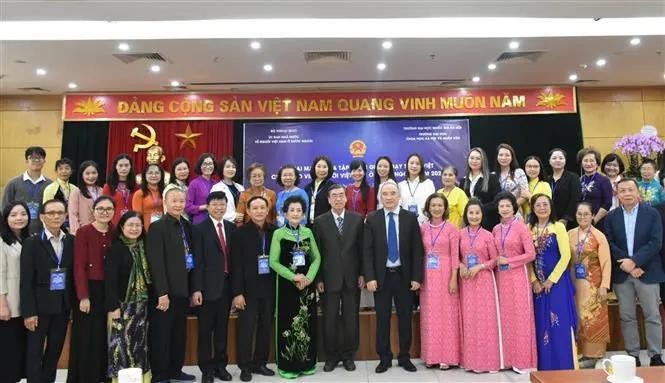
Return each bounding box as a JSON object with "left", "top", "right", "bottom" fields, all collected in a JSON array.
[{"left": 269, "top": 224, "right": 321, "bottom": 379}]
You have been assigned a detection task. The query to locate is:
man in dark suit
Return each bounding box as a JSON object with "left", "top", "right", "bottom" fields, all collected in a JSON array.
[
  {"left": 20, "top": 199, "right": 74, "bottom": 383},
  {"left": 313, "top": 184, "right": 364, "bottom": 372},
  {"left": 146, "top": 187, "right": 195, "bottom": 383},
  {"left": 364, "top": 180, "right": 424, "bottom": 373},
  {"left": 191, "top": 191, "right": 235, "bottom": 382},
  {"left": 230, "top": 196, "right": 277, "bottom": 382},
  {"left": 605, "top": 177, "right": 665, "bottom": 367}
]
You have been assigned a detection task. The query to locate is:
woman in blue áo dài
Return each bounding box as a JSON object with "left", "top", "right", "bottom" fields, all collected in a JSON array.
[
  {"left": 269, "top": 195, "right": 321, "bottom": 378},
  {"left": 528, "top": 193, "right": 579, "bottom": 371}
]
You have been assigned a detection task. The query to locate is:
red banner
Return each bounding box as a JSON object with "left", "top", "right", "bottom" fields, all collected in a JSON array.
[{"left": 63, "top": 87, "right": 576, "bottom": 121}]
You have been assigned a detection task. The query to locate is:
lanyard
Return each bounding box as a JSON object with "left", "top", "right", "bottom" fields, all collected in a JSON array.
[
  {"left": 467, "top": 226, "right": 480, "bottom": 250},
  {"left": 118, "top": 182, "right": 131, "bottom": 208},
  {"left": 351, "top": 187, "right": 361, "bottom": 211},
  {"left": 89, "top": 185, "right": 100, "bottom": 201},
  {"left": 287, "top": 224, "right": 301, "bottom": 248},
  {"left": 42, "top": 230, "right": 62, "bottom": 269},
  {"left": 25, "top": 179, "right": 42, "bottom": 201},
  {"left": 581, "top": 173, "right": 597, "bottom": 197},
  {"left": 550, "top": 178, "right": 557, "bottom": 196},
  {"left": 499, "top": 217, "right": 516, "bottom": 252},
  {"left": 535, "top": 223, "right": 548, "bottom": 239},
  {"left": 150, "top": 189, "right": 162, "bottom": 211},
  {"left": 407, "top": 179, "right": 420, "bottom": 199},
  {"left": 428, "top": 222, "right": 446, "bottom": 248},
  {"left": 259, "top": 231, "right": 267, "bottom": 255},
  {"left": 577, "top": 226, "right": 591, "bottom": 261},
  {"left": 179, "top": 222, "right": 190, "bottom": 253},
  {"left": 499, "top": 174, "right": 512, "bottom": 192}
]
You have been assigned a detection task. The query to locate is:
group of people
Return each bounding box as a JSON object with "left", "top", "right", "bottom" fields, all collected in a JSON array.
[{"left": 1, "top": 143, "right": 664, "bottom": 383}]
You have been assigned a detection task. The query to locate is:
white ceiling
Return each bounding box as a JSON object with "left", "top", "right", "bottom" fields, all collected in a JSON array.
[{"left": 0, "top": 1, "right": 664, "bottom": 94}]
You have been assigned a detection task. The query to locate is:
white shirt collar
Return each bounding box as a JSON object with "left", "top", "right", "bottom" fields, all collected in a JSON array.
[
  {"left": 23, "top": 171, "right": 46, "bottom": 184},
  {"left": 209, "top": 216, "right": 224, "bottom": 227},
  {"left": 44, "top": 228, "right": 65, "bottom": 242},
  {"left": 383, "top": 206, "right": 401, "bottom": 216},
  {"left": 332, "top": 209, "right": 345, "bottom": 221}
]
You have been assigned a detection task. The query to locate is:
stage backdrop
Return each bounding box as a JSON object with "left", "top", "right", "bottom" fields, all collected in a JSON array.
[
  {"left": 107, "top": 120, "right": 233, "bottom": 177},
  {"left": 244, "top": 119, "right": 470, "bottom": 190}
]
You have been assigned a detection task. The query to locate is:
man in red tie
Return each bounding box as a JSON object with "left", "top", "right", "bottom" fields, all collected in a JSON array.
[{"left": 191, "top": 191, "right": 236, "bottom": 382}]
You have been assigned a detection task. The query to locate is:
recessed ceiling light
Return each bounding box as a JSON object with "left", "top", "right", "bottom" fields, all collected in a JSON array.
[
  {"left": 509, "top": 41, "right": 520, "bottom": 50},
  {"left": 382, "top": 40, "right": 392, "bottom": 50},
  {"left": 472, "top": 76, "right": 480, "bottom": 83},
  {"left": 118, "top": 42, "right": 130, "bottom": 51},
  {"left": 487, "top": 63, "right": 497, "bottom": 70},
  {"left": 250, "top": 41, "right": 261, "bottom": 50},
  {"left": 150, "top": 65, "right": 161, "bottom": 73},
  {"left": 263, "top": 63, "right": 273, "bottom": 72},
  {"left": 630, "top": 37, "right": 641, "bottom": 46},
  {"left": 596, "top": 58, "right": 607, "bottom": 67},
  {"left": 170, "top": 80, "right": 181, "bottom": 87},
  {"left": 35, "top": 68, "right": 46, "bottom": 76},
  {"left": 377, "top": 62, "right": 386, "bottom": 71},
  {"left": 67, "top": 82, "right": 77, "bottom": 89},
  {"left": 569, "top": 74, "right": 578, "bottom": 81}
]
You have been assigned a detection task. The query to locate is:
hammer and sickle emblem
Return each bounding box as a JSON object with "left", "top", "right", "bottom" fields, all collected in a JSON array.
[{"left": 130, "top": 123, "right": 159, "bottom": 152}]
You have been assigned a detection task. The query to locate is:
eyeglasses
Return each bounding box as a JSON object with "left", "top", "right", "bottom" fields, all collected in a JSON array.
[
  {"left": 94, "top": 207, "right": 115, "bottom": 214},
  {"left": 146, "top": 171, "right": 161, "bottom": 176},
  {"left": 576, "top": 212, "right": 592, "bottom": 217},
  {"left": 201, "top": 162, "right": 215, "bottom": 168},
  {"left": 28, "top": 156, "right": 44, "bottom": 162},
  {"left": 43, "top": 211, "right": 66, "bottom": 217}
]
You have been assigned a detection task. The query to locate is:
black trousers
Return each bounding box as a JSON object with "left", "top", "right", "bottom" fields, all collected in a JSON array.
[
  {"left": 373, "top": 270, "right": 414, "bottom": 363},
  {"left": 236, "top": 294, "right": 274, "bottom": 370},
  {"left": 197, "top": 277, "right": 232, "bottom": 375},
  {"left": 322, "top": 287, "right": 360, "bottom": 362},
  {"left": 25, "top": 312, "right": 68, "bottom": 383},
  {"left": 149, "top": 295, "right": 188, "bottom": 382}
]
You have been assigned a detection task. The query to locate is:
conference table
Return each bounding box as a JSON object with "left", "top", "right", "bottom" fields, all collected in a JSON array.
[{"left": 530, "top": 367, "right": 665, "bottom": 383}]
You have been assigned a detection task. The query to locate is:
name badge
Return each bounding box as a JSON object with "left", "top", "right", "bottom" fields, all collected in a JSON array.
[
  {"left": 466, "top": 254, "right": 479, "bottom": 268},
  {"left": 50, "top": 268, "right": 66, "bottom": 291},
  {"left": 150, "top": 212, "right": 162, "bottom": 223},
  {"left": 185, "top": 252, "right": 194, "bottom": 270},
  {"left": 575, "top": 263, "right": 587, "bottom": 279},
  {"left": 408, "top": 204, "right": 418, "bottom": 214},
  {"left": 292, "top": 249, "right": 306, "bottom": 267},
  {"left": 258, "top": 255, "right": 270, "bottom": 275},
  {"left": 27, "top": 201, "right": 39, "bottom": 220},
  {"left": 426, "top": 253, "right": 439, "bottom": 269}
]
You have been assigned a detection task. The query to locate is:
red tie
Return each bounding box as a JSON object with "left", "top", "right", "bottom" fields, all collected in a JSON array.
[{"left": 217, "top": 222, "right": 228, "bottom": 273}]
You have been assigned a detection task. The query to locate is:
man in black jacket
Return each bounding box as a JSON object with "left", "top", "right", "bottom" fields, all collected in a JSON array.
[
  {"left": 20, "top": 199, "right": 74, "bottom": 383},
  {"left": 191, "top": 191, "right": 235, "bottom": 382},
  {"left": 146, "top": 187, "right": 195, "bottom": 383},
  {"left": 230, "top": 196, "right": 277, "bottom": 381},
  {"left": 313, "top": 184, "right": 364, "bottom": 372},
  {"left": 364, "top": 180, "right": 424, "bottom": 373}
]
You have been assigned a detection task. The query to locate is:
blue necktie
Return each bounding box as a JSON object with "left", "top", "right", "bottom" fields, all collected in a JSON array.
[{"left": 388, "top": 212, "right": 399, "bottom": 263}]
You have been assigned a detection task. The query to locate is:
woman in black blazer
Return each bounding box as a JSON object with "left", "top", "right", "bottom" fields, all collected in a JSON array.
[
  {"left": 547, "top": 148, "right": 582, "bottom": 230},
  {"left": 304, "top": 155, "right": 334, "bottom": 226},
  {"left": 461, "top": 147, "right": 501, "bottom": 229},
  {"left": 104, "top": 211, "right": 151, "bottom": 382}
]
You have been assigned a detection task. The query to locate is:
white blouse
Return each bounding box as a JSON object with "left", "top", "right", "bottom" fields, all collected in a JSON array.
[
  {"left": 0, "top": 240, "right": 22, "bottom": 317},
  {"left": 398, "top": 178, "right": 436, "bottom": 224},
  {"left": 210, "top": 180, "right": 246, "bottom": 222}
]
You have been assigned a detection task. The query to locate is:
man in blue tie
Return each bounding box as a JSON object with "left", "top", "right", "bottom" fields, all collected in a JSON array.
[
  {"left": 364, "top": 180, "right": 424, "bottom": 373},
  {"left": 605, "top": 177, "right": 665, "bottom": 367}
]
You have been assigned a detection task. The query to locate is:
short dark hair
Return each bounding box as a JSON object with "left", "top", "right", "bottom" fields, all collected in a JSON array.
[
  {"left": 577, "top": 147, "right": 601, "bottom": 166},
  {"left": 1, "top": 201, "right": 31, "bottom": 245},
  {"left": 616, "top": 177, "right": 639, "bottom": 189},
  {"left": 282, "top": 195, "right": 307, "bottom": 214},
  {"left": 169, "top": 157, "right": 190, "bottom": 186},
  {"left": 462, "top": 198, "right": 484, "bottom": 226},
  {"left": 40, "top": 199, "right": 66, "bottom": 214},
  {"left": 528, "top": 193, "right": 557, "bottom": 226},
  {"left": 92, "top": 195, "right": 116, "bottom": 210},
  {"left": 194, "top": 153, "right": 217, "bottom": 176},
  {"left": 276, "top": 164, "right": 301, "bottom": 187},
  {"left": 495, "top": 191, "right": 518, "bottom": 214},
  {"left": 405, "top": 153, "right": 427, "bottom": 182},
  {"left": 54, "top": 158, "right": 74, "bottom": 171},
  {"left": 423, "top": 192, "right": 449, "bottom": 220},
  {"left": 601, "top": 153, "right": 626, "bottom": 175},
  {"left": 247, "top": 195, "right": 268, "bottom": 209},
  {"left": 548, "top": 147, "right": 567, "bottom": 161},
  {"left": 327, "top": 183, "right": 345, "bottom": 197},
  {"left": 640, "top": 158, "right": 658, "bottom": 170},
  {"left": 25, "top": 146, "right": 46, "bottom": 159},
  {"left": 524, "top": 155, "right": 547, "bottom": 181},
  {"left": 114, "top": 210, "right": 145, "bottom": 242},
  {"left": 309, "top": 155, "right": 333, "bottom": 181},
  {"left": 206, "top": 191, "right": 227, "bottom": 204}
]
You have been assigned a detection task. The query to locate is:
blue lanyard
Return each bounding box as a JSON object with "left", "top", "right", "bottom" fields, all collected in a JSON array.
[
  {"left": 429, "top": 222, "right": 446, "bottom": 248},
  {"left": 179, "top": 222, "right": 190, "bottom": 253},
  {"left": 42, "top": 230, "right": 62, "bottom": 269},
  {"left": 576, "top": 226, "right": 591, "bottom": 261},
  {"left": 260, "top": 231, "right": 267, "bottom": 255},
  {"left": 499, "top": 217, "right": 516, "bottom": 251},
  {"left": 287, "top": 224, "right": 301, "bottom": 248},
  {"left": 351, "top": 187, "right": 361, "bottom": 211},
  {"left": 550, "top": 178, "right": 557, "bottom": 196},
  {"left": 467, "top": 226, "right": 480, "bottom": 250}
]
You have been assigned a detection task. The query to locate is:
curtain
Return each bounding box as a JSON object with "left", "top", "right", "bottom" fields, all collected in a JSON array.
[
  {"left": 61, "top": 121, "right": 110, "bottom": 182},
  {"left": 107, "top": 120, "right": 234, "bottom": 176}
]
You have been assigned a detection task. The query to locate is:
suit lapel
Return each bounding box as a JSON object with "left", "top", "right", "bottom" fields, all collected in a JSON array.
[
  {"left": 377, "top": 209, "right": 387, "bottom": 249},
  {"left": 208, "top": 219, "right": 222, "bottom": 250},
  {"left": 398, "top": 209, "right": 408, "bottom": 255},
  {"left": 632, "top": 204, "right": 644, "bottom": 248},
  {"left": 40, "top": 235, "right": 58, "bottom": 266},
  {"left": 617, "top": 209, "right": 628, "bottom": 250}
]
